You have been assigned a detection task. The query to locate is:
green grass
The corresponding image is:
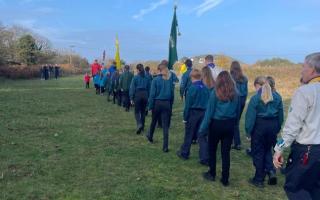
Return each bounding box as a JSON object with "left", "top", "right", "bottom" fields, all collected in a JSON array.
[{"left": 0, "top": 76, "right": 288, "bottom": 200}]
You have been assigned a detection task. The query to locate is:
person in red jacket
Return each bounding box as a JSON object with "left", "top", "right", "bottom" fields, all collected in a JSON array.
[
  {"left": 91, "top": 59, "right": 102, "bottom": 77},
  {"left": 84, "top": 73, "right": 90, "bottom": 88}
]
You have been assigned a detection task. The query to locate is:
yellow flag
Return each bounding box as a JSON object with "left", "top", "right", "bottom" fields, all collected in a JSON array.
[
  {"left": 180, "top": 63, "right": 187, "bottom": 74},
  {"left": 115, "top": 36, "right": 121, "bottom": 69}
]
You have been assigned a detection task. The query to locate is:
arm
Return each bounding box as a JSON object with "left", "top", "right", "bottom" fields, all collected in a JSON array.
[
  {"left": 278, "top": 95, "right": 284, "bottom": 132},
  {"left": 245, "top": 97, "right": 257, "bottom": 137},
  {"left": 129, "top": 77, "right": 136, "bottom": 101},
  {"left": 198, "top": 91, "right": 216, "bottom": 135},
  {"left": 148, "top": 79, "right": 156, "bottom": 110},
  {"left": 274, "top": 89, "right": 309, "bottom": 153},
  {"left": 183, "top": 87, "right": 195, "bottom": 121}
]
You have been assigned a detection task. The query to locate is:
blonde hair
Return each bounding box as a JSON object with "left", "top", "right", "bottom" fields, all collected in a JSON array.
[
  {"left": 158, "top": 64, "right": 169, "bottom": 80},
  {"left": 201, "top": 66, "right": 215, "bottom": 89},
  {"left": 254, "top": 76, "right": 273, "bottom": 104}
]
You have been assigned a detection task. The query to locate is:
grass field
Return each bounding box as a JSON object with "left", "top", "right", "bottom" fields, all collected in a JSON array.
[{"left": 0, "top": 68, "right": 300, "bottom": 200}]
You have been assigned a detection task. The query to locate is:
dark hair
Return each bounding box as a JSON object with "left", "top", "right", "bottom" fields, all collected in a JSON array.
[
  {"left": 136, "top": 63, "right": 145, "bottom": 77},
  {"left": 160, "top": 60, "right": 168, "bottom": 66},
  {"left": 205, "top": 55, "right": 214, "bottom": 62},
  {"left": 185, "top": 59, "right": 192, "bottom": 68},
  {"left": 215, "top": 71, "right": 236, "bottom": 101},
  {"left": 124, "top": 65, "right": 130, "bottom": 71},
  {"left": 266, "top": 76, "right": 275, "bottom": 91},
  {"left": 230, "top": 61, "right": 245, "bottom": 82},
  {"left": 145, "top": 66, "right": 150, "bottom": 72}
]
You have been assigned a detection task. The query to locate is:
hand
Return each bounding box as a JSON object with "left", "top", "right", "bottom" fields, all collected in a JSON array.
[
  {"left": 182, "top": 120, "right": 187, "bottom": 123},
  {"left": 273, "top": 151, "right": 284, "bottom": 169},
  {"left": 246, "top": 137, "right": 251, "bottom": 141},
  {"left": 130, "top": 100, "right": 134, "bottom": 106}
]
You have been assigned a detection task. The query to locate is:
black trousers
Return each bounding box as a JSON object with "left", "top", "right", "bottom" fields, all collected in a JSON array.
[
  {"left": 251, "top": 118, "right": 279, "bottom": 182},
  {"left": 180, "top": 109, "right": 206, "bottom": 160},
  {"left": 122, "top": 90, "right": 130, "bottom": 110},
  {"left": 148, "top": 100, "right": 171, "bottom": 150},
  {"left": 284, "top": 143, "right": 320, "bottom": 200},
  {"left": 208, "top": 118, "right": 236, "bottom": 182},
  {"left": 134, "top": 90, "right": 148, "bottom": 129},
  {"left": 94, "top": 84, "right": 99, "bottom": 94}
]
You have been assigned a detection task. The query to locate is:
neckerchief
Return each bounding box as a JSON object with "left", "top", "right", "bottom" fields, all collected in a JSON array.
[{"left": 309, "top": 76, "right": 320, "bottom": 84}]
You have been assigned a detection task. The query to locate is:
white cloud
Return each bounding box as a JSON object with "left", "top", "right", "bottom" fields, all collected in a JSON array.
[
  {"left": 194, "top": 0, "right": 223, "bottom": 16},
  {"left": 133, "top": 0, "right": 169, "bottom": 20}
]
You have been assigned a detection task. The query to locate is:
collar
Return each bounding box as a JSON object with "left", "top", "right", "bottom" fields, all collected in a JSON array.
[
  {"left": 207, "top": 63, "right": 215, "bottom": 69},
  {"left": 309, "top": 76, "right": 320, "bottom": 84},
  {"left": 193, "top": 80, "right": 204, "bottom": 88}
]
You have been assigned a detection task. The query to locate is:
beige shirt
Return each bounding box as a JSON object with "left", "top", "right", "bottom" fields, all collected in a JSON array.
[{"left": 275, "top": 78, "right": 320, "bottom": 152}]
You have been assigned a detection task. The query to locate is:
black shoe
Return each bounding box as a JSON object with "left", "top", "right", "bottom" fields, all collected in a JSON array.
[
  {"left": 246, "top": 148, "right": 252, "bottom": 157},
  {"left": 248, "top": 178, "right": 264, "bottom": 188},
  {"left": 199, "top": 160, "right": 209, "bottom": 166},
  {"left": 220, "top": 178, "right": 229, "bottom": 187},
  {"left": 176, "top": 151, "right": 188, "bottom": 160},
  {"left": 202, "top": 171, "right": 215, "bottom": 182},
  {"left": 163, "top": 148, "right": 169, "bottom": 153},
  {"left": 136, "top": 126, "right": 143, "bottom": 135},
  {"left": 267, "top": 171, "right": 277, "bottom": 185},
  {"left": 146, "top": 135, "right": 153, "bottom": 143}
]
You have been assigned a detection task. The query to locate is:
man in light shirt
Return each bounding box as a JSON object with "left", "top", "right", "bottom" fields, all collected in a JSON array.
[
  {"left": 204, "top": 55, "right": 223, "bottom": 81},
  {"left": 273, "top": 52, "right": 320, "bottom": 200}
]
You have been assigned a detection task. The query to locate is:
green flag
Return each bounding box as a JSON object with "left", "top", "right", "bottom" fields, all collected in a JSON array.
[{"left": 168, "top": 6, "right": 178, "bottom": 70}]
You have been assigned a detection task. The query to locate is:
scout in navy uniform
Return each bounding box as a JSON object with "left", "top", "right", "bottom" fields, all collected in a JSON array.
[
  {"left": 129, "top": 64, "right": 151, "bottom": 134},
  {"left": 146, "top": 63, "right": 174, "bottom": 152},
  {"left": 110, "top": 70, "right": 121, "bottom": 105},
  {"left": 199, "top": 71, "right": 240, "bottom": 186},
  {"left": 179, "top": 59, "right": 193, "bottom": 100},
  {"left": 93, "top": 71, "right": 101, "bottom": 95},
  {"left": 230, "top": 61, "right": 248, "bottom": 150},
  {"left": 273, "top": 53, "right": 320, "bottom": 200},
  {"left": 144, "top": 66, "right": 153, "bottom": 116},
  {"left": 245, "top": 76, "right": 284, "bottom": 188},
  {"left": 119, "top": 65, "right": 134, "bottom": 111},
  {"left": 177, "top": 69, "right": 210, "bottom": 162}
]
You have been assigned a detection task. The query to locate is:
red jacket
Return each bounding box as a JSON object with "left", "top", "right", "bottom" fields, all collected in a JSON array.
[
  {"left": 84, "top": 75, "right": 90, "bottom": 82},
  {"left": 91, "top": 63, "right": 102, "bottom": 76}
]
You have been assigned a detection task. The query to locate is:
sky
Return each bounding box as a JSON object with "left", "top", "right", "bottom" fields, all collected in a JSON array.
[{"left": 0, "top": 0, "right": 319, "bottom": 64}]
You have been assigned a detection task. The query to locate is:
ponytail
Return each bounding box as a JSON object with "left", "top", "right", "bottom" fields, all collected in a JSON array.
[{"left": 261, "top": 82, "right": 273, "bottom": 104}]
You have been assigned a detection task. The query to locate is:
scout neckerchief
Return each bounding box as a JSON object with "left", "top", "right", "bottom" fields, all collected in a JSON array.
[
  {"left": 207, "top": 63, "right": 215, "bottom": 69},
  {"left": 309, "top": 76, "right": 320, "bottom": 84}
]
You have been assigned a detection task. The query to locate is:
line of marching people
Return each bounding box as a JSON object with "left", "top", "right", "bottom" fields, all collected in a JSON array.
[{"left": 85, "top": 56, "right": 283, "bottom": 187}]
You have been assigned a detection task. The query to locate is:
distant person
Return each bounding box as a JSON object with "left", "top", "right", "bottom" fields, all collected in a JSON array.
[
  {"left": 119, "top": 65, "right": 134, "bottom": 111},
  {"left": 145, "top": 66, "right": 153, "bottom": 116},
  {"left": 205, "top": 55, "right": 223, "bottom": 81},
  {"left": 180, "top": 59, "right": 193, "bottom": 100},
  {"left": 129, "top": 64, "right": 151, "bottom": 134},
  {"left": 230, "top": 61, "right": 248, "bottom": 150},
  {"left": 245, "top": 76, "right": 284, "bottom": 188},
  {"left": 54, "top": 64, "right": 60, "bottom": 79},
  {"left": 44, "top": 64, "right": 49, "bottom": 80},
  {"left": 109, "top": 61, "right": 117, "bottom": 76},
  {"left": 84, "top": 73, "right": 90, "bottom": 88},
  {"left": 91, "top": 59, "right": 101, "bottom": 77},
  {"left": 199, "top": 71, "right": 240, "bottom": 187},
  {"left": 273, "top": 53, "right": 320, "bottom": 200},
  {"left": 40, "top": 66, "right": 44, "bottom": 80},
  {"left": 93, "top": 72, "right": 100, "bottom": 94},
  {"left": 146, "top": 63, "right": 175, "bottom": 153},
  {"left": 177, "top": 69, "right": 210, "bottom": 164},
  {"left": 110, "top": 70, "right": 121, "bottom": 105},
  {"left": 49, "top": 64, "right": 54, "bottom": 79},
  {"left": 99, "top": 71, "right": 108, "bottom": 95}
]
